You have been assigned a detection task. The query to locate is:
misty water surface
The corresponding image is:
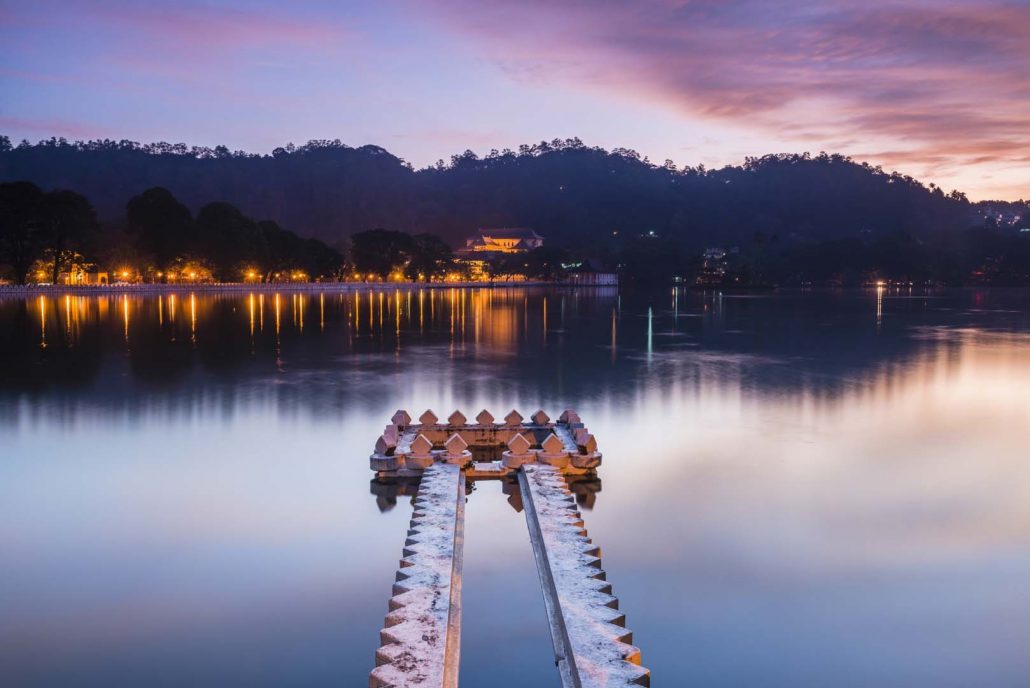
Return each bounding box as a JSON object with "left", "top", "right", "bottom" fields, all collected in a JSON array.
[{"left": 2, "top": 287, "right": 1029, "bottom": 687}]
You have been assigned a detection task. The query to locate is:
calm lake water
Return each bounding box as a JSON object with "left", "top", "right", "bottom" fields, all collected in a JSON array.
[{"left": 2, "top": 287, "right": 1030, "bottom": 687}]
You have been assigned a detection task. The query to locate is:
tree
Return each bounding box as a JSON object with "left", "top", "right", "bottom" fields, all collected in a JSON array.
[
  {"left": 522, "top": 245, "right": 571, "bottom": 280},
  {"left": 195, "top": 202, "right": 265, "bottom": 281},
  {"left": 257, "top": 220, "right": 302, "bottom": 281},
  {"left": 126, "top": 187, "right": 194, "bottom": 274},
  {"left": 299, "top": 237, "right": 344, "bottom": 280},
  {"left": 350, "top": 229, "right": 412, "bottom": 279},
  {"left": 39, "top": 189, "right": 99, "bottom": 284},
  {"left": 405, "top": 233, "right": 452, "bottom": 281},
  {"left": 0, "top": 181, "right": 45, "bottom": 284}
]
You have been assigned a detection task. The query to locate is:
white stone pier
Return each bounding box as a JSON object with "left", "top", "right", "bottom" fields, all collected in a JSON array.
[
  {"left": 370, "top": 463, "right": 465, "bottom": 688},
  {"left": 519, "top": 463, "right": 650, "bottom": 687}
]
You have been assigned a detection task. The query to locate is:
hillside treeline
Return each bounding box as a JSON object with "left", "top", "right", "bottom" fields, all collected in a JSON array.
[{"left": 2, "top": 136, "right": 1029, "bottom": 285}]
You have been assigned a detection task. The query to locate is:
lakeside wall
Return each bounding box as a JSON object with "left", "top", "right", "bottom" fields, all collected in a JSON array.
[{"left": 0, "top": 280, "right": 616, "bottom": 297}]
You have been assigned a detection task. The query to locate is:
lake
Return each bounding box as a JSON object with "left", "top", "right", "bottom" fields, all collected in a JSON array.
[{"left": 2, "top": 286, "right": 1029, "bottom": 687}]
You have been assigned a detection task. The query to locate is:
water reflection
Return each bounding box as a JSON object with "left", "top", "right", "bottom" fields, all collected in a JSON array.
[{"left": 2, "top": 287, "right": 1030, "bottom": 686}]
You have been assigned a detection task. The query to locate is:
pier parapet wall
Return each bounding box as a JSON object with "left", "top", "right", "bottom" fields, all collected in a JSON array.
[{"left": 370, "top": 408, "right": 602, "bottom": 479}]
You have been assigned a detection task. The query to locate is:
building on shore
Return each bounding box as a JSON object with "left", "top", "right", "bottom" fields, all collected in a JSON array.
[
  {"left": 454, "top": 228, "right": 545, "bottom": 280},
  {"left": 58, "top": 269, "right": 109, "bottom": 285},
  {"left": 457, "top": 228, "right": 544, "bottom": 255}
]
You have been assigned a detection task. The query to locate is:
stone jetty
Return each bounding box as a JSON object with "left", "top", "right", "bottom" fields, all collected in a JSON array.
[{"left": 369, "top": 409, "right": 649, "bottom": 687}]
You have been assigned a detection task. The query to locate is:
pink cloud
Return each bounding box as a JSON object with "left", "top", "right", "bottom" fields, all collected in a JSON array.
[{"left": 417, "top": 0, "right": 1030, "bottom": 196}]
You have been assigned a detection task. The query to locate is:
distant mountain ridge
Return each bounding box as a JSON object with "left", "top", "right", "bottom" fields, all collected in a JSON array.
[{"left": 0, "top": 136, "right": 1018, "bottom": 248}]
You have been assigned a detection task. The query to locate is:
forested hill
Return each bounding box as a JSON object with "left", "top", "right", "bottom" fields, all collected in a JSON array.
[{"left": 0, "top": 136, "right": 1002, "bottom": 248}]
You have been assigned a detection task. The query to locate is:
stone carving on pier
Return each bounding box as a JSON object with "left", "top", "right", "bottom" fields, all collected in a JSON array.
[
  {"left": 502, "top": 432, "right": 536, "bottom": 469},
  {"left": 443, "top": 433, "right": 471, "bottom": 465},
  {"left": 406, "top": 434, "right": 435, "bottom": 470},
  {"left": 503, "top": 409, "right": 524, "bottom": 426}
]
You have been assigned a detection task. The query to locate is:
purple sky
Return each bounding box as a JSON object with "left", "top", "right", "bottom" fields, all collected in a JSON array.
[{"left": 2, "top": 0, "right": 1028, "bottom": 200}]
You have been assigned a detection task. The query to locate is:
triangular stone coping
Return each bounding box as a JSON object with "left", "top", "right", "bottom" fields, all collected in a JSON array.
[
  {"left": 507, "top": 432, "right": 532, "bottom": 455},
  {"left": 531, "top": 409, "right": 550, "bottom": 425},
  {"left": 541, "top": 433, "right": 565, "bottom": 454},
  {"left": 445, "top": 432, "right": 468, "bottom": 452},
  {"left": 475, "top": 409, "right": 495, "bottom": 425},
  {"left": 410, "top": 433, "right": 433, "bottom": 455},
  {"left": 419, "top": 409, "right": 439, "bottom": 425},
  {"left": 391, "top": 410, "right": 412, "bottom": 426},
  {"left": 504, "top": 409, "right": 524, "bottom": 426},
  {"left": 580, "top": 434, "right": 598, "bottom": 454},
  {"left": 448, "top": 410, "right": 467, "bottom": 426}
]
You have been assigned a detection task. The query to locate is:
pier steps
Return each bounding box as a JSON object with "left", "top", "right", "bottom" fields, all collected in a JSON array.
[
  {"left": 370, "top": 463, "right": 465, "bottom": 688},
  {"left": 520, "top": 464, "right": 650, "bottom": 687}
]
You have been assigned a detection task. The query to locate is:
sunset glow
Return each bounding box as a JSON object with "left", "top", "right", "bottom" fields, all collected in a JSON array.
[{"left": 2, "top": 1, "right": 1027, "bottom": 199}]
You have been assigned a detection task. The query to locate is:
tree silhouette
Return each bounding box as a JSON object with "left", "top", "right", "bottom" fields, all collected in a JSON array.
[
  {"left": 0, "top": 181, "right": 44, "bottom": 284},
  {"left": 39, "top": 189, "right": 98, "bottom": 283},
  {"left": 126, "top": 187, "right": 194, "bottom": 275},
  {"left": 405, "top": 234, "right": 452, "bottom": 281},
  {"left": 350, "top": 228, "right": 412, "bottom": 279}
]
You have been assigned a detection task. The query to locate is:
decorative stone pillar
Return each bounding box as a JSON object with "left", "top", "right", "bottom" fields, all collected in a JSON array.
[
  {"left": 502, "top": 432, "right": 536, "bottom": 469},
  {"left": 405, "top": 433, "right": 435, "bottom": 470},
  {"left": 443, "top": 432, "right": 471, "bottom": 465},
  {"left": 391, "top": 409, "right": 412, "bottom": 429},
  {"left": 537, "top": 432, "right": 570, "bottom": 468}
]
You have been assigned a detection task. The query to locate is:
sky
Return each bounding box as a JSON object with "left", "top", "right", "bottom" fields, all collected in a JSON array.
[{"left": 1, "top": 0, "right": 1028, "bottom": 200}]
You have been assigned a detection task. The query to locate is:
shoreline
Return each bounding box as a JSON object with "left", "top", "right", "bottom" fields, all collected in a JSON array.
[{"left": 0, "top": 280, "right": 613, "bottom": 296}]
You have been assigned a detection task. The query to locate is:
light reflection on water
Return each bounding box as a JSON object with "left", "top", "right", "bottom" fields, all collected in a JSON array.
[{"left": 2, "top": 287, "right": 1030, "bottom": 687}]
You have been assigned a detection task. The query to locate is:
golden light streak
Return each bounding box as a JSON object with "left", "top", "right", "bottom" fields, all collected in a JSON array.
[
  {"left": 189, "top": 293, "right": 197, "bottom": 341},
  {"left": 395, "top": 289, "right": 401, "bottom": 337},
  {"left": 354, "top": 290, "right": 360, "bottom": 333},
  {"left": 38, "top": 295, "right": 46, "bottom": 349},
  {"left": 122, "top": 295, "right": 130, "bottom": 343}
]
